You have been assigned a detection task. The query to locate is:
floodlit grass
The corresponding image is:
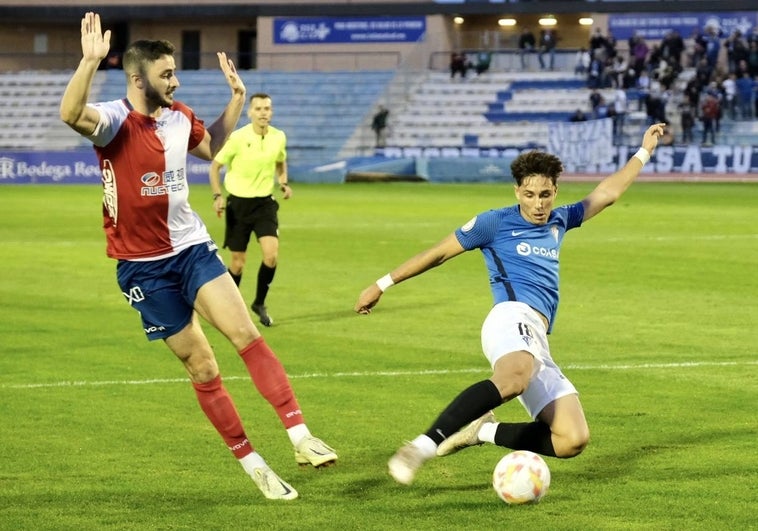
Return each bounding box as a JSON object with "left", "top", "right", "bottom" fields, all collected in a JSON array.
[{"left": 1, "top": 182, "right": 756, "bottom": 530}]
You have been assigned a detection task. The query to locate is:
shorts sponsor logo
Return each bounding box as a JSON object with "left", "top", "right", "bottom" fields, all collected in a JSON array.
[
  {"left": 144, "top": 325, "right": 166, "bottom": 334},
  {"left": 123, "top": 286, "right": 145, "bottom": 305}
]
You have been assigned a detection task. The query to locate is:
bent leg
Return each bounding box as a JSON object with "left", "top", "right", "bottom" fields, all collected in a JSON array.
[
  {"left": 537, "top": 394, "right": 590, "bottom": 457},
  {"left": 165, "top": 315, "right": 253, "bottom": 458}
]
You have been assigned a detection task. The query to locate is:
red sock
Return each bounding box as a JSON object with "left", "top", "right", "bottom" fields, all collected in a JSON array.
[
  {"left": 239, "top": 337, "right": 304, "bottom": 428},
  {"left": 192, "top": 375, "right": 253, "bottom": 459}
]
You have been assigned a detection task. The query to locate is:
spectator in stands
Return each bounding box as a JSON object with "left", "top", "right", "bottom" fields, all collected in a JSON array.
[
  {"left": 518, "top": 28, "right": 536, "bottom": 69},
  {"left": 355, "top": 124, "right": 668, "bottom": 488},
  {"left": 679, "top": 102, "right": 695, "bottom": 144},
  {"left": 695, "top": 57, "right": 714, "bottom": 89},
  {"left": 574, "top": 47, "right": 591, "bottom": 76},
  {"left": 749, "top": 42, "right": 758, "bottom": 77},
  {"left": 589, "top": 88, "right": 605, "bottom": 119},
  {"left": 450, "top": 52, "right": 470, "bottom": 79},
  {"left": 689, "top": 28, "right": 707, "bottom": 68},
  {"left": 475, "top": 51, "right": 493, "bottom": 76},
  {"left": 603, "top": 31, "right": 619, "bottom": 62},
  {"left": 538, "top": 29, "right": 557, "bottom": 71},
  {"left": 587, "top": 49, "right": 604, "bottom": 89},
  {"left": 209, "top": 93, "right": 291, "bottom": 328},
  {"left": 611, "top": 87, "right": 628, "bottom": 144},
  {"left": 631, "top": 34, "right": 649, "bottom": 75},
  {"left": 611, "top": 55, "right": 628, "bottom": 88},
  {"left": 636, "top": 70, "right": 651, "bottom": 111},
  {"left": 735, "top": 71, "right": 756, "bottom": 120},
  {"left": 371, "top": 104, "right": 390, "bottom": 147},
  {"left": 661, "top": 30, "right": 685, "bottom": 66},
  {"left": 700, "top": 89, "right": 720, "bottom": 145},
  {"left": 722, "top": 73, "right": 737, "bottom": 120},
  {"left": 646, "top": 75, "right": 668, "bottom": 125},
  {"left": 59, "top": 11, "right": 336, "bottom": 502},
  {"left": 569, "top": 108, "right": 587, "bottom": 122},
  {"left": 725, "top": 29, "right": 749, "bottom": 75},
  {"left": 589, "top": 27, "right": 608, "bottom": 62},
  {"left": 684, "top": 77, "right": 701, "bottom": 109},
  {"left": 703, "top": 25, "right": 721, "bottom": 69}
]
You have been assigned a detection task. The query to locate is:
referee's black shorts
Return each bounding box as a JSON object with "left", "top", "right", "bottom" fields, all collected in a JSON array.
[{"left": 224, "top": 194, "right": 279, "bottom": 251}]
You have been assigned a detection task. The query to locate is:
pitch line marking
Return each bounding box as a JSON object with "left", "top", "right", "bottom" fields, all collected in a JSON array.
[{"left": 2, "top": 360, "right": 756, "bottom": 390}]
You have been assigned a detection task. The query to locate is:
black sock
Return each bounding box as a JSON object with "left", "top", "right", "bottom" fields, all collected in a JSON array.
[
  {"left": 228, "top": 269, "right": 242, "bottom": 287},
  {"left": 424, "top": 380, "right": 502, "bottom": 445},
  {"left": 494, "top": 421, "right": 556, "bottom": 457},
  {"left": 253, "top": 263, "right": 276, "bottom": 306}
]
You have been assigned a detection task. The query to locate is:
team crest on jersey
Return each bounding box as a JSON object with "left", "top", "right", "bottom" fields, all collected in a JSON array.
[
  {"left": 461, "top": 216, "right": 477, "bottom": 232},
  {"left": 550, "top": 225, "right": 559, "bottom": 242}
]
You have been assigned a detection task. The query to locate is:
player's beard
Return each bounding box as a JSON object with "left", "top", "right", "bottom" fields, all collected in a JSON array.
[{"left": 145, "top": 81, "right": 174, "bottom": 108}]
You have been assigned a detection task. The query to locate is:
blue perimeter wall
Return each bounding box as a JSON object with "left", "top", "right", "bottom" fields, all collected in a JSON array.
[{"left": 1, "top": 145, "right": 758, "bottom": 185}]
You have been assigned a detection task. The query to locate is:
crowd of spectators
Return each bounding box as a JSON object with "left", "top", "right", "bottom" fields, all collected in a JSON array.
[{"left": 582, "top": 25, "right": 758, "bottom": 145}]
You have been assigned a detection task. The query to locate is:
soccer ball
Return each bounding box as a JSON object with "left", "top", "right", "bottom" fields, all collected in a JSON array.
[{"left": 492, "top": 450, "right": 551, "bottom": 504}]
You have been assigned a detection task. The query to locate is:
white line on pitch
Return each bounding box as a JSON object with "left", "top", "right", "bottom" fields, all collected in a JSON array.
[{"left": 2, "top": 360, "right": 756, "bottom": 390}]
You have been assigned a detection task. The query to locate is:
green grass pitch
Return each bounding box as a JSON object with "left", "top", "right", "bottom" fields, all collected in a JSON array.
[{"left": 0, "top": 181, "right": 756, "bottom": 530}]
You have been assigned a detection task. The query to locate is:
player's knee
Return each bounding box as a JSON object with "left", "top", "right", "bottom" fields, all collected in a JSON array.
[
  {"left": 184, "top": 354, "right": 219, "bottom": 384},
  {"left": 555, "top": 426, "right": 590, "bottom": 458},
  {"left": 492, "top": 376, "right": 530, "bottom": 400}
]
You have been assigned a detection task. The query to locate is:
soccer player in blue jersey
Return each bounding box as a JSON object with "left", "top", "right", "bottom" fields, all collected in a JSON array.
[{"left": 354, "top": 123, "right": 666, "bottom": 486}]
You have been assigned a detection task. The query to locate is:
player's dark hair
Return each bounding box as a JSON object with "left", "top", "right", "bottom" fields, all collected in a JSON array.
[
  {"left": 122, "top": 40, "right": 176, "bottom": 76},
  {"left": 510, "top": 150, "right": 563, "bottom": 186},
  {"left": 250, "top": 93, "right": 271, "bottom": 102}
]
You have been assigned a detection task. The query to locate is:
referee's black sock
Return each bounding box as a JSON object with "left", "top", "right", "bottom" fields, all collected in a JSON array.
[
  {"left": 228, "top": 269, "right": 242, "bottom": 287},
  {"left": 254, "top": 263, "right": 276, "bottom": 306},
  {"left": 425, "top": 379, "right": 502, "bottom": 445},
  {"left": 494, "top": 421, "right": 557, "bottom": 457}
]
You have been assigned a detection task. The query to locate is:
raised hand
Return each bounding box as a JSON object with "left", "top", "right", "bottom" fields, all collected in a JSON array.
[
  {"left": 217, "top": 52, "right": 246, "bottom": 98},
  {"left": 642, "top": 122, "right": 667, "bottom": 154},
  {"left": 80, "top": 12, "right": 111, "bottom": 62}
]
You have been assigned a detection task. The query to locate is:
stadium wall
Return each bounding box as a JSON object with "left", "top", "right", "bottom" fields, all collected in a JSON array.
[{"left": 2, "top": 146, "right": 757, "bottom": 186}]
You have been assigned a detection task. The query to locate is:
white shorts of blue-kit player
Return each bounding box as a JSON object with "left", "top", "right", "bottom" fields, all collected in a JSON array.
[{"left": 481, "top": 301, "right": 578, "bottom": 420}]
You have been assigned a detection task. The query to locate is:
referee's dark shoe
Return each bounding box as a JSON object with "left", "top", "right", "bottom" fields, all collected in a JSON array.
[{"left": 252, "top": 303, "right": 274, "bottom": 327}]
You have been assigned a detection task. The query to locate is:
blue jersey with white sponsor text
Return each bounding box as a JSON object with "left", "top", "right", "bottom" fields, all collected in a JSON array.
[{"left": 455, "top": 202, "right": 584, "bottom": 333}]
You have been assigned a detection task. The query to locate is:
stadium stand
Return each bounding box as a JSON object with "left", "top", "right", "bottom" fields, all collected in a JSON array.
[
  {"left": 94, "top": 69, "right": 396, "bottom": 168},
  {"left": 2, "top": 67, "right": 756, "bottom": 169}
]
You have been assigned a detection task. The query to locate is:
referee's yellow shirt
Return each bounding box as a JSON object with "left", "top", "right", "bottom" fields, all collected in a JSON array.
[{"left": 213, "top": 124, "right": 287, "bottom": 198}]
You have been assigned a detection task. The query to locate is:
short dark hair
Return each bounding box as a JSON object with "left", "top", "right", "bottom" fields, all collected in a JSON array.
[
  {"left": 250, "top": 93, "right": 271, "bottom": 102},
  {"left": 122, "top": 40, "right": 175, "bottom": 76},
  {"left": 510, "top": 150, "right": 563, "bottom": 186}
]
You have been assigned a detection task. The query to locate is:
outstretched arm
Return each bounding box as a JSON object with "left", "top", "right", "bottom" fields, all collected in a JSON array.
[
  {"left": 354, "top": 233, "right": 466, "bottom": 314},
  {"left": 581, "top": 123, "right": 666, "bottom": 222},
  {"left": 191, "top": 53, "right": 246, "bottom": 161},
  {"left": 60, "top": 12, "right": 111, "bottom": 135}
]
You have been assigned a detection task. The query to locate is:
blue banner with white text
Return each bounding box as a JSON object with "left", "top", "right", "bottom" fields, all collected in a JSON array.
[
  {"left": 274, "top": 17, "right": 426, "bottom": 44},
  {"left": 1, "top": 148, "right": 757, "bottom": 184},
  {"left": 608, "top": 12, "right": 757, "bottom": 40}
]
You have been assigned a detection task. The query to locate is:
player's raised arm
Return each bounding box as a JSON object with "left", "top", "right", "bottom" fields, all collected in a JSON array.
[
  {"left": 60, "top": 12, "right": 111, "bottom": 135},
  {"left": 354, "top": 233, "right": 466, "bottom": 314},
  {"left": 581, "top": 122, "right": 666, "bottom": 222},
  {"left": 193, "top": 53, "right": 247, "bottom": 160}
]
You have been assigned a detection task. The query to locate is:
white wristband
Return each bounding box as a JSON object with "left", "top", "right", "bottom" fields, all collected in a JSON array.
[
  {"left": 376, "top": 274, "right": 394, "bottom": 292},
  {"left": 633, "top": 148, "right": 650, "bottom": 166}
]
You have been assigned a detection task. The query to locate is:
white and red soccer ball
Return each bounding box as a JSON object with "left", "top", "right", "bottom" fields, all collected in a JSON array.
[{"left": 492, "top": 450, "right": 551, "bottom": 504}]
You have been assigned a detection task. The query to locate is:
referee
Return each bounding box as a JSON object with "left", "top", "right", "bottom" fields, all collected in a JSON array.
[{"left": 210, "top": 93, "right": 291, "bottom": 326}]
